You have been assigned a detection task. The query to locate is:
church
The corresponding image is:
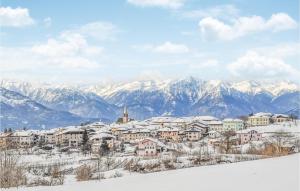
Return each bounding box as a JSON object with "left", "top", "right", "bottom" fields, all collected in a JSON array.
[{"left": 117, "top": 106, "right": 133, "bottom": 124}]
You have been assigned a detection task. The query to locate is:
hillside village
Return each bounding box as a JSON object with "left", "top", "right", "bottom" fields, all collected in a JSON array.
[
  {"left": 1, "top": 109, "right": 297, "bottom": 152},
  {"left": 1, "top": 108, "right": 300, "bottom": 188}
]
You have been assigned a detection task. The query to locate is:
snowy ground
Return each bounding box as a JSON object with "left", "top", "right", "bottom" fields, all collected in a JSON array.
[
  {"left": 247, "top": 121, "right": 300, "bottom": 134},
  {"left": 9, "top": 154, "right": 300, "bottom": 191}
]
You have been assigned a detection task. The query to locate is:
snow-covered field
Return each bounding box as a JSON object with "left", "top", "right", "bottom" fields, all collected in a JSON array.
[{"left": 9, "top": 154, "right": 300, "bottom": 191}]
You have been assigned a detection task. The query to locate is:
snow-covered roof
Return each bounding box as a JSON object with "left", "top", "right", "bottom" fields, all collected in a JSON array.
[
  {"left": 272, "top": 114, "right": 289, "bottom": 118},
  {"left": 58, "top": 126, "right": 84, "bottom": 134},
  {"left": 237, "top": 129, "right": 260, "bottom": 134},
  {"left": 141, "top": 137, "right": 166, "bottom": 147},
  {"left": 205, "top": 120, "right": 223, "bottom": 125},
  {"left": 185, "top": 127, "right": 203, "bottom": 132},
  {"left": 90, "top": 133, "right": 115, "bottom": 140},
  {"left": 41, "top": 128, "right": 58, "bottom": 135},
  {"left": 123, "top": 128, "right": 151, "bottom": 134},
  {"left": 157, "top": 127, "right": 179, "bottom": 132},
  {"left": 188, "top": 121, "right": 209, "bottom": 128},
  {"left": 223, "top": 118, "right": 243, "bottom": 122},
  {"left": 194, "top": 116, "right": 219, "bottom": 121},
  {"left": 12, "top": 130, "right": 34, "bottom": 137},
  {"left": 253, "top": 112, "right": 272, "bottom": 117},
  {"left": 87, "top": 121, "right": 106, "bottom": 127},
  {"left": 146, "top": 116, "right": 180, "bottom": 123},
  {"left": 0, "top": 132, "right": 13, "bottom": 137}
]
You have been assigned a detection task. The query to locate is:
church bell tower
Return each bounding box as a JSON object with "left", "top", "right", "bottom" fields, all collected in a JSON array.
[{"left": 123, "top": 106, "right": 129, "bottom": 123}]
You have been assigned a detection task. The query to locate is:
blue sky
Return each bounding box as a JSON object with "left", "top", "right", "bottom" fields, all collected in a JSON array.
[{"left": 0, "top": 0, "right": 299, "bottom": 84}]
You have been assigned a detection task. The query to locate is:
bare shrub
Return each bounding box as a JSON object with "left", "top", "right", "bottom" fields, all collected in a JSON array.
[
  {"left": 124, "top": 159, "right": 136, "bottom": 171},
  {"left": 110, "top": 171, "right": 123, "bottom": 178},
  {"left": 192, "top": 156, "right": 202, "bottom": 166},
  {"left": 261, "top": 143, "right": 288, "bottom": 156},
  {"left": 245, "top": 142, "right": 290, "bottom": 156},
  {"left": 267, "top": 131, "right": 294, "bottom": 155},
  {"left": 143, "top": 162, "right": 161, "bottom": 172},
  {"left": 76, "top": 164, "right": 93, "bottom": 181},
  {"left": 28, "top": 177, "right": 50, "bottom": 187},
  {"left": 49, "top": 165, "right": 64, "bottom": 186},
  {"left": 0, "top": 151, "right": 27, "bottom": 188},
  {"left": 124, "top": 159, "right": 141, "bottom": 172},
  {"left": 162, "top": 159, "right": 176, "bottom": 170},
  {"left": 245, "top": 144, "right": 262, "bottom": 155}
]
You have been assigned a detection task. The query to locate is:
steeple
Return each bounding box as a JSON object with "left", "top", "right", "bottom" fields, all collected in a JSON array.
[
  {"left": 124, "top": 106, "right": 128, "bottom": 115},
  {"left": 123, "top": 106, "right": 129, "bottom": 123}
]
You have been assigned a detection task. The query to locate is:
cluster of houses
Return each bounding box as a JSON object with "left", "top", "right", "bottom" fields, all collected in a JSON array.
[{"left": 0, "top": 111, "right": 293, "bottom": 157}]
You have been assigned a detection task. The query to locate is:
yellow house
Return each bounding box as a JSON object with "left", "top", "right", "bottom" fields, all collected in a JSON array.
[
  {"left": 120, "top": 129, "right": 151, "bottom": 142},
  {"left": 247, "top": 113, "right": 271, "bottom": 126},
  {"left": 157, "top": 127, "right": 179, "bottom": 142}
]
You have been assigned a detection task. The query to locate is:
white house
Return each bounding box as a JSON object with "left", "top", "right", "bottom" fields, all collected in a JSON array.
[
  {"left": 11, "top": 131, "right": 37, "bottom": 147},
  {"left": 205, "top": 120, "right": 223, "bottom": 132},
  {"left": 43, "top": 129, "right": 57, "bottom": 144},
  {"left": 90, "top": 132, "right": 116, "bottom": 153},
  {"left": 137, "top": 138, "right": 166, "bottom": 157},
  {"left": 223, "top": 118, "right": 244, "bottom": 131},
  {"left": 54, "top": 127, "right": 84, "bottom": 147}
]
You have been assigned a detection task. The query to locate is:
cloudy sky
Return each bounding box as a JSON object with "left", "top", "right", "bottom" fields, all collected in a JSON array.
[{"left": 0, "top": 0, "right": 299, "bottom": 84}]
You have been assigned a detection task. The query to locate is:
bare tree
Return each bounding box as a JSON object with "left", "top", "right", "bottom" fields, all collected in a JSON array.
[
  {"left": 267, "top": 131, "right": 294, "bottom": 155},
  {"left": 0, "top": 151, "right": 27, "bottom": 188},
  {"left": 104, "top": 155, "right": 116, "bottom": 171},
  {"left": 220, "top": 131, "right": 237, "bottom": 154},
  {"left": 96, "top": 153, "right": 104, "bottom": 181}
]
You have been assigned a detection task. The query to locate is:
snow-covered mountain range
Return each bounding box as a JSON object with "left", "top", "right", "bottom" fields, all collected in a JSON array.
[
  {"left": 0, "top": 87, "right": 98, "bottom": 129},
  {"left": 1, "top": 77, "right": 299, "bottom": 129}
]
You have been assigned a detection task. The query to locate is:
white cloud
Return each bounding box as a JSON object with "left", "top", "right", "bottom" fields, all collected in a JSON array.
[
  {"left": 32, "top": 33, "right": 103, "bottom": 57},
  {"left": 133, "top": 42, "right": 189, "bottom": 54},
  {"left": 77, "top": 22, "right": 118, "bottom": 41},
  {"left": 26, "top": 21, "right": 117, "bottom": 68},
  {"left": 199, "top": 13, "right": 297, "bottom": 41},
  {"left": 127, "top": 0, "right": 185, "bottom": 9},
  {"left": 43, "top": 17, "right": 52, "bottom": 28},
  {"left": 1, "top": 41, "right": 102, "bottom": 71},
  {"left": 266, "top": 13, "right": 298, "bottom": 32},
  {"left": 30, "top": 32, "right": 103, "bottom": 68},
  {"left": 182, "top": 4, "right": 239, "bottom": 19},
  {"left": 0, "top": 6, "right": 34, "bottom": 27},
  {"left": 154, "top": 42, "right": 189, "bottom": 53},
  {"left": 0, "top": 22, "right": 114, "bottom": 72},
  {"left": 227, "top": 51, "right": 299, "bottom": 79},
  {"left": 253, "top": 43, "right": 300, "bottom": 59}
]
